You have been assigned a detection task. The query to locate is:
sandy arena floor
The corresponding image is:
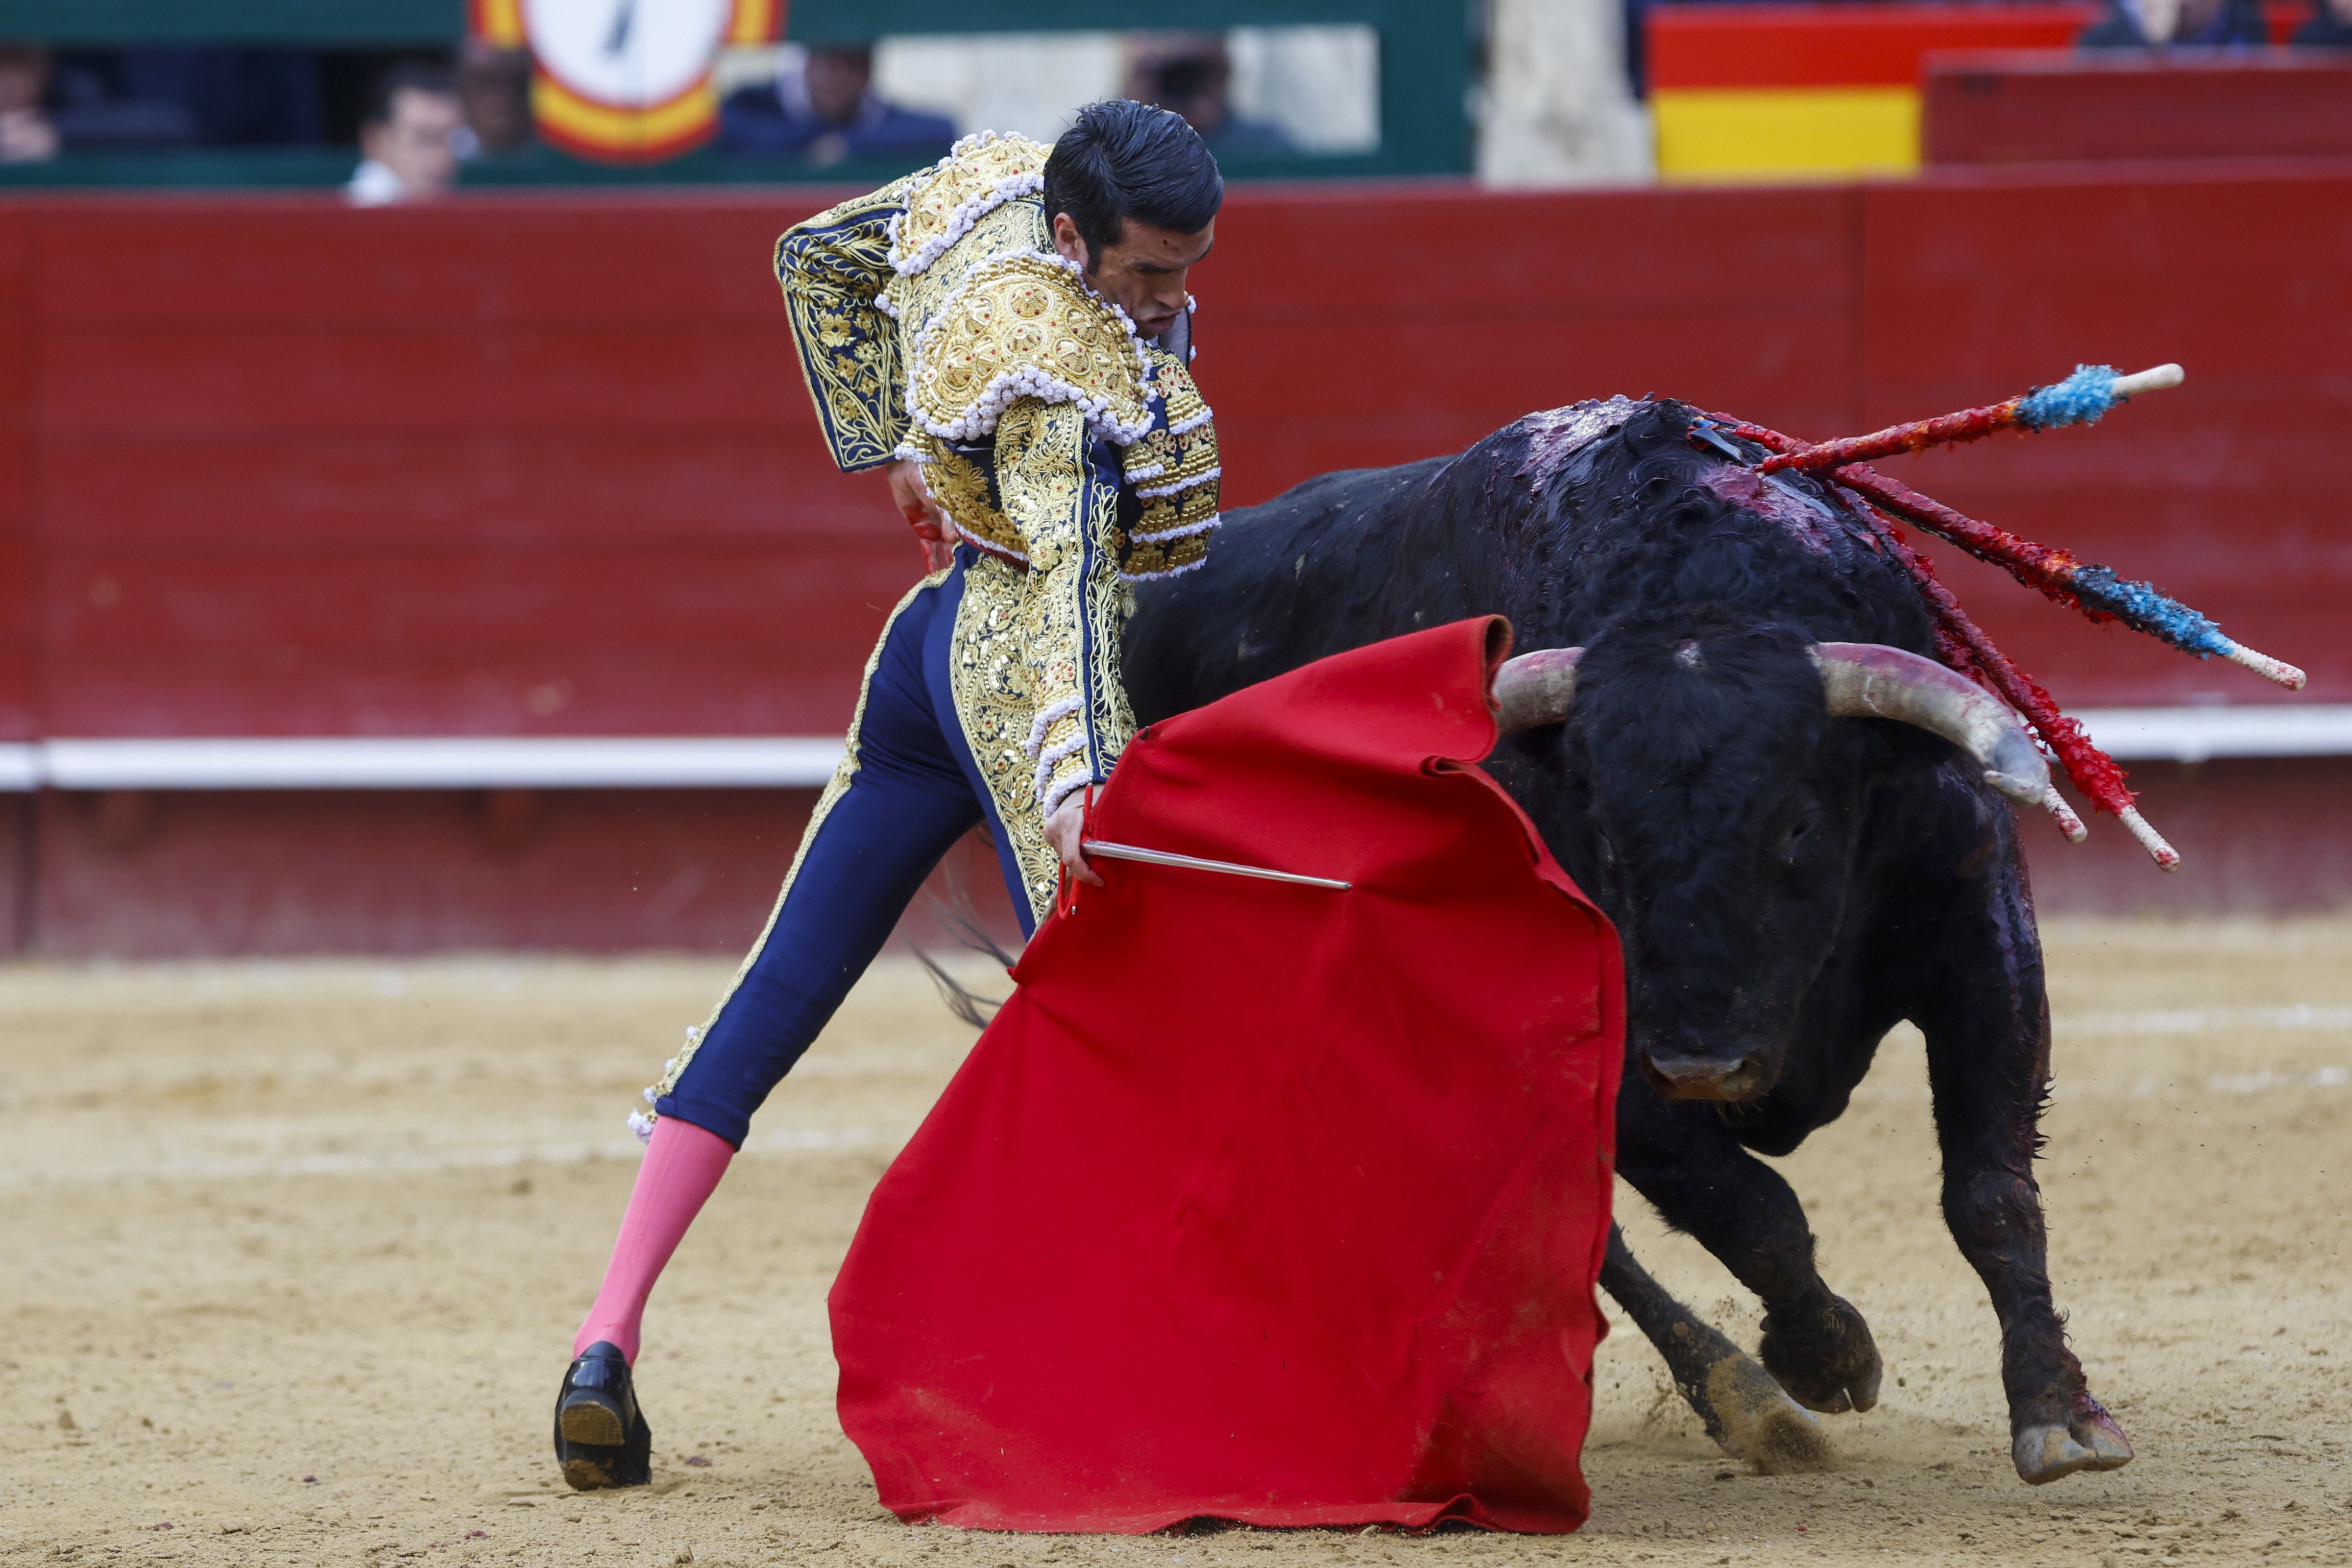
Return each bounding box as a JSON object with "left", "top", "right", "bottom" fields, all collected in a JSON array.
[{"left": 3, "top": 919, "right": 2349, "bottom": 1567}]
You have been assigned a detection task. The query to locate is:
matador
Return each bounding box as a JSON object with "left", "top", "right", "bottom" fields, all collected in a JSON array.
[{"left": 551, "top": 100, "right": 1225, "bottom": 1490}]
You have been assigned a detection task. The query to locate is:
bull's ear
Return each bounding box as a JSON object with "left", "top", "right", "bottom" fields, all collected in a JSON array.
[{"left": 1491, "top": 647, "right": 1584, "bottom": 735}]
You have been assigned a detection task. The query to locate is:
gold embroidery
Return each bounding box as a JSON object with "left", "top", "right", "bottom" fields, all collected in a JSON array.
[
  {"left": 918, "top": 446, "right": 1023, "bottom": 563},
  {"left": 883, "top": 192, "right": 1047, "bottom": 337},
  {"left": 1150, "top": 350, "right": 1211, "bottom": 429},
  {"left": 891, "top": 134, "right": 1049, "bottom": 275},
  {"left": 949, "top": 555, "right": 1061, "bottom": 923},
  {"left": 995, "top": 399, "right": 1132, "bottom": 814},
  {"left": 904, "top": 253, "right": 1151, "bottom": 444},
  {"left": 642, "top": 567, "right": 952, "bottom": 1125},
  {"left": 1117, "top": 348, "right": 1221, "bottom": 581},
  {"left": 775, "top": 176, "right": 916, "bottom": 473}
]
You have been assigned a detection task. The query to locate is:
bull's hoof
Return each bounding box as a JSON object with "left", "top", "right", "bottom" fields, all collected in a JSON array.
[
  {"left": 1702, "top": 1349, "right": 1838, "bottom": 1474},
  {"left": 2012, "top": 1395, "right": 2134, "bottom": 1484},
  {"left": 1761, "top": 1291, "right": 1882, "bottom": 1415}
]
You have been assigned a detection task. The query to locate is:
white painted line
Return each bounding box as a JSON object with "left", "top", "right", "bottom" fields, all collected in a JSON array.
[
  {"left": 1850, "top": 1062, "right": 2350, "bottom": 1106},
  {"left": 2076, "top": 704, "right": 2352, "bottom": 763},
  {"left": 25, "top": 735, "right": 846, "bottom": 791},
  {"left": 2066, "top": 1004, "right": 2352, "bottom": 1035},
  {"left": 0, "top": 706, "right": 2343, "bottom": 793},
  {"left": 0, "top": 1124, "right": 892, "bottom": 1190}
]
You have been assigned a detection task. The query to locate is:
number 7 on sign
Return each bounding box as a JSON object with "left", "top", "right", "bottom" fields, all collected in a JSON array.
[{"left": 604, "top": 0, "right": 638, "bottom": 55}]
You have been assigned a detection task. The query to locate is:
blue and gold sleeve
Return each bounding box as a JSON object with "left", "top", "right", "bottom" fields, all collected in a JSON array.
[{"left": 774, "top": 176, "right": 916, "bottom": 474}]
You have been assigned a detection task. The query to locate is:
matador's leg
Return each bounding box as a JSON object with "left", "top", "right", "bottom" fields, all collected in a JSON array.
[
  {"left": 558, "top": 566, "right": 997, "bottom": 1489},
  {"left": 655, "top": 566, "right": 996, "bottom": 1146}
]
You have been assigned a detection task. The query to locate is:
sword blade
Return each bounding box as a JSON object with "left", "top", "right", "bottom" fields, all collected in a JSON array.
[{"left": 1080, "top": 840, "right": 1351, "bottom": 892}]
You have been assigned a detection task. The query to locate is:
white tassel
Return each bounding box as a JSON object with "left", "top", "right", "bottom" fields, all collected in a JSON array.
[
  {"left": 1135, "top": 466, "right": 1221, "bottom": 500},
  {"left": 1033, "top": 735, "right": 1089, "bottom": 801},
  {"left": 889, "top": 167, "right": 1046, "bottom": 278},
  {"left": 1040, "top": 772, "right": 1091, "bottom": 819},
  {"left": 1119, "top": 555, "right": 1212, "bottom": 584},
  {"left": 1023, "top": 696, "right": 1083, "bottom": 758},
  {"left": 1129, "top": 513, "right": 1220, "bottom": 546}
]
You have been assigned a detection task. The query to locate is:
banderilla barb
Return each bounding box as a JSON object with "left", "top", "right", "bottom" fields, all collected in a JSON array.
[{"left": 1709, "top": 370, "right": 2307, "bottom": 870}]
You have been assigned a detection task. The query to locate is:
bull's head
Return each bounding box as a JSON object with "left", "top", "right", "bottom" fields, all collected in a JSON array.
[{"left": 1490, "top": 608, "right": 2048, "bottom": 1104}]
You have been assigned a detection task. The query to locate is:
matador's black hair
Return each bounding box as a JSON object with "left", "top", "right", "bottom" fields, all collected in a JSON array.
[{"left": 1042, "top": 99, "right": 1222, "bottom": 269}]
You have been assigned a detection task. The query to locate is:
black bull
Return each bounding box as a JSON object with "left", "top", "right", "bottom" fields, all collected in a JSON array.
[{"left": 1120, "top": 398, "right": 2134, "bottom": 1484}]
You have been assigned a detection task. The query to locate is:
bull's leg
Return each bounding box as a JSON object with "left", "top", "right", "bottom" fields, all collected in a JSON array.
[
  {"left": 1914, "top": 881, "right": 2133, "bottom": 1485},
  {"left": 1600, "top": 1224, "right": 1834, "bottom": 1471},
  {"left": 1617, "top": 1085, "right": 1884, "bottom": 1418}
]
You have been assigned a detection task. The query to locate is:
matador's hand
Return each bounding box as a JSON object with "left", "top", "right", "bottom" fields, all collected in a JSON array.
[
  {"left": 1043, "top": 798, "right": 1103, "bottom": 888},
  {"left": 885, "top": 457, "right": 953, "bottom": 574}
]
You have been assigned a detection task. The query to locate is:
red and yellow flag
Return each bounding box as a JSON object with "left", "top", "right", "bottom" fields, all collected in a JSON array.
[{"left": 470, "top": 0, "right": 788, "bottom": 164}]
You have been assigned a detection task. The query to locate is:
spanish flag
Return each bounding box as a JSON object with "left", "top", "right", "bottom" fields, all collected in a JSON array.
[{"left": 1646, "top": 3, "right": 2088, "bottom": 180}]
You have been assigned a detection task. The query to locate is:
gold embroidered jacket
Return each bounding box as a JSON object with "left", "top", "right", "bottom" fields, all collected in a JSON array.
[{"left": 776, "top": 132, "right": 1221, "bottom": 851}]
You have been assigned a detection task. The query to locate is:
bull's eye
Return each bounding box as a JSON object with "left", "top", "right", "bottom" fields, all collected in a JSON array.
[{"left": 1780, "top": 816, "right": 1818, "bottom": 862}]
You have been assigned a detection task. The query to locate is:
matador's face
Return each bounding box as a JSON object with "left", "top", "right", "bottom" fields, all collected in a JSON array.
[{"left": 1052, "top": 212, "right": 1215, "bottom": 347}]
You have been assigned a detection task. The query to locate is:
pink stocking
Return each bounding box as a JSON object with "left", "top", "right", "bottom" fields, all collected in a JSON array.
[{"left": 573, "top": 1116, "right": 735, "bottom": 1364}]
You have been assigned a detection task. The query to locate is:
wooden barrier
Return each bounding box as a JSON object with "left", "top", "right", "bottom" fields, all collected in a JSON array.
[
  {"left": 1925, "top": 53, "right": 2352, "bottom": 166},
  {"left": 2, "top": 166, "right": 2348, "bottom": 951}
]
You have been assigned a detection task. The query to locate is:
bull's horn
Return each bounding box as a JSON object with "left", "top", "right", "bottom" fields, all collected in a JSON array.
[
  {"left": 1812, "top": 643, "right": 2049, "bottom": 805},
  {"left": 1491, "top": 647, "right": 1583, "bottom": 735}
]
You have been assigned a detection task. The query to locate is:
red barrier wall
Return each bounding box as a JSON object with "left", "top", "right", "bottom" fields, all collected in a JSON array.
[
  {"left": 1924, "top": 54, "right": 2352, "bottom": 167},
  {"left": 4, "top": 165, "right": 2349, "bottom": 952}
]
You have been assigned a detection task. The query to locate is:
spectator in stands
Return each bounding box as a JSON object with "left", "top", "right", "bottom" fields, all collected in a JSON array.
[
  {"left": 47, "top": 51, "right": 196, "bottom": 147},
  {"left": 459, "top": 41, "right": 533, "bottom": 156},
  {"left": 0, "top": 45, "right": 58, "bottom": 163},
  {"left": 48, "top": 48, "right": 323, "bottom": 147},
  {"left": 346, "top": 62, "right": 461, "bottom": 207},
  {"left": 2292, "top": 0, "right": 2352, "bottom": 44},
  {"left": 1122, "top": 34, "right": 1292, "bottom": 157},
  {"left": 2080, "top": 0, "right": 2268, "bottom": 47},
  {"left": 718, "top": 46, "right": 954, "bottom": 167}
]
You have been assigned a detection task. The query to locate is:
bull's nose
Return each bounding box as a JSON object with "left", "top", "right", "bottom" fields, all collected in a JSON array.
[{"left": 1642, "top": 1050, "right": 1769, "bottom": 1102}]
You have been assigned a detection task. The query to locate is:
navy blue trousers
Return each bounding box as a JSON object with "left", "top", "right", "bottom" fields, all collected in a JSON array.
[{"left": 657, "top": 552, "right": 1036, "bottom": 1149}]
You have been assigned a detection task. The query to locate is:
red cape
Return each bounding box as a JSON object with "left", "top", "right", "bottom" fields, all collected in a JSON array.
[{"left": 830, "top": 619, "right": 1625, "bottom": 1534}]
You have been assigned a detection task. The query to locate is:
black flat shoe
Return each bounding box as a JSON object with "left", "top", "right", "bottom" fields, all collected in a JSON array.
[{"left": 554, "top": 1341, "right": 651, "bottom": 1489}]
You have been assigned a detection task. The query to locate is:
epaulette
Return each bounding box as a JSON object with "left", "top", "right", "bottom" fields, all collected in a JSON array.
[
  {"left": 888, "top": 132, "right": 1049, "bottom": 280},
  {"left": 903, "top": 250, "right": 1155, "bottom": 446},
  {"left": 885, "top": 132, "right": 1157, "bottom": 448}
]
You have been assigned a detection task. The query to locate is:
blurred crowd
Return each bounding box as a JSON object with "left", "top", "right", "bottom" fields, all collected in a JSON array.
[
  {"left": 0, "top": 44, "right": 522, "bottom": 166},
  {"left": 715, "top": 33, "right": 1290, "bottom": 167},
  {"left": 0, "top": 31, "right": 1296, "bottom": 203},
  {"left": 0, "top": 6, "right": 2340, "bottom": 201},
  {"left": 2077, "top": 0, "right": 2352, "bottom": 46}
]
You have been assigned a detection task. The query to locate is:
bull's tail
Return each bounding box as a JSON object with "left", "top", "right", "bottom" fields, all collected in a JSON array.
[{"left": 912, "top": 828, "right": 1021, "bottom": 1029}]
